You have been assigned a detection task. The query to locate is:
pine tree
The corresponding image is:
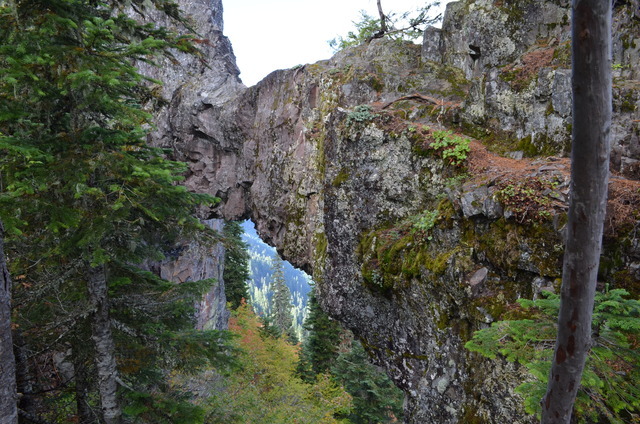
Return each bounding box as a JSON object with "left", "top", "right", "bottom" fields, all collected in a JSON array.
[
  {"left": 466, "top": 289, "right": 640, "bottom": 423},
  {"left": 298, "top": 288, "right": 404, "bottom": 423},
  {"left": 0, "top": 1, "right": 234, "bottom": 422},
  {"left": 297, "top": 287, "right": 342, "bottom": 380},
  {"left": 269, "top": 254, "right": 295, "bottom": 340},
  {"left": 222, "top": 221, "right": 250, "bottom": 310},
  {"left": 331, "top": 339, "right": 404, "bottom": 424}
]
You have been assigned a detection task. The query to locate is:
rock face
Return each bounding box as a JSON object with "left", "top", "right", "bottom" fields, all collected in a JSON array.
[
  {"left": 154, "top": 0, "right": 640, "bottom": 422},
  {"left": 424, "top": 0, "right": 640, "bottom": 176},
  {"left": 134, "top": 0, "right": 243, "bottom": 331},
  {"left": 146, "top": 220, "right": 229, "bottom": 330}
]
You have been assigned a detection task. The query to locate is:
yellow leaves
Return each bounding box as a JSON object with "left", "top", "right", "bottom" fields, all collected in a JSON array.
[{"left": 208, "top": 304, "right": 352, "bottom": 423}]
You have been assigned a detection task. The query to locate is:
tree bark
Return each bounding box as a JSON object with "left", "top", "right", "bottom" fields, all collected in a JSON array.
[
  {"left": 0, "top": 220, "right": 18, "bottom": 424},
  {"left": 541, "top": 1, "right": 612, "bottom": 423},
  {"left": 14, "top": 329, "right": 36, "bottom": 417},
  {"left": 72, "top": 337, "right": 95, "bottom": 424},
  {"left": 87, "top": 264, "right": 122, "bottom": 424},
  {"left": 376, "top": 0, "right": 388, "bottom": 34}
]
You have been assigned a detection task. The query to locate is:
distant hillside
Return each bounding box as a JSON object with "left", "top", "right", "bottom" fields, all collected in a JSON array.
[{"left": 241, "top": 221, "right": 311, "bottom": 340}]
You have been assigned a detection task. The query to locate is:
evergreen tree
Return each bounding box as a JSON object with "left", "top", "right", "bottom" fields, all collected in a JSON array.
[
  {"left": 269, "top": 254, "right": 295, "bottom": 341},
  {"left": 466, "top": 289, "right": 640, "bottom": 423},
  {"left": 222, "top": 221, "right": 250, "bottom": 309},
  {"left": 331, "top": 339, "right": 404, "bottom": 424},
  {"left": 0, "top": 1, "right": 235, "bottom": 421},
  {"left": 297, "top": 287, "right": 342, "bottom": 380},
  {"left": 298, "top": 288, "right": 404, "bottom": 423}
]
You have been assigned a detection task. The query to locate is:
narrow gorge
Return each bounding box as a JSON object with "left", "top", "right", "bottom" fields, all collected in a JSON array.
[{"left": 150, "top": 1, "right": 640, "bottom": 422}]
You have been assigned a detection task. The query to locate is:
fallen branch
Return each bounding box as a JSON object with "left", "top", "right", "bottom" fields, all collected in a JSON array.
[{"left": 381, "top": 93, "right": 461, "bottom": 110}]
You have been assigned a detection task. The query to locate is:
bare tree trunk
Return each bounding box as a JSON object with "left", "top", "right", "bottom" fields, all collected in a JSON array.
[
  {"left": 0, "top": 220, "right": 18, "bottom": 424},
  {"left": 541, "top": 1, "right": 612, "bottom": 423},
  {"left": 87, "top": 265, "right": 121, "bottom": 424},
  {"left": 376, "top": 0, "right": 388, "bottom": 34},
  {"left": 72, "top": 337, "right": 95, "bottom": 424},
  {"left": 14, "top": 329, "right": 36, "bottom": 417}
]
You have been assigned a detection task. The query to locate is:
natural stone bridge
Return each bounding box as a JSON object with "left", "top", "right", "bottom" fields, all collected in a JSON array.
[{"left": 146, "top": 0, "right": 640, "bottom": 422}]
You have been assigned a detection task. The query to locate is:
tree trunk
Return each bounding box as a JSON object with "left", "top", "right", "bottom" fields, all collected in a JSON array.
[
  {"left": 87, "top": 264, "right": 121, "bottom": 424},
  {"left": 541, "top": 1, "right": 612, "bottom": 423},
  {"left": 14, "top": 329, "right": 36, "bottom": 417},
  {"left": 72, "top": 337, "right": 95, "bottom": 424},
  {"left": 0, "top": 220, "right": 18, "bottom": 424},
  {"left": 376, "top": 0, "right": 388, "bottom": 34}
]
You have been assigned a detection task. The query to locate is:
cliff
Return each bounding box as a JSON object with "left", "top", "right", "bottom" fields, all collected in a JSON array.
[{"left": 152, "top": 0, "right": 640, "bottom": 422}]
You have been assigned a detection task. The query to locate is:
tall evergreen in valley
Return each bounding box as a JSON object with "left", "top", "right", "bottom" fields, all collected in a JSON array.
[
  {"left": 222, "top": 221, "right": 250, "bottom": 309},
  {"left": 269, "top": 254, "right": 296, "bottom": 341},
  {"left": 298, "top": 289, "right": 404, "bottom": 423},
  {"left": 331, "top": 340, "right": 404, "bottom": 423},
  {"left": 297, "top": 287, "right": 342, "bottom": 380},
  {"left": 0, "top": 1, "right": 235, "bottom": 422}
]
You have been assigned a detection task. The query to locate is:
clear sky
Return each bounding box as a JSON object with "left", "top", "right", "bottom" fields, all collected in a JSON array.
[{"left": 223, "top": 0, "right": 452, "bottom": 86}]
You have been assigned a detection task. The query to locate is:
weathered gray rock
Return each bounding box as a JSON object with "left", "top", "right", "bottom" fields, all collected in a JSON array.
[
  {"left": 424, "top": 0, "right": 640, "bottom": 174},
  {"left": 134, "top": 0, "right": 243, "bottom": 332},
  {"left": 146, "top": 220, "right": 229, "bottom": 330},
  {"left": 145, "top": 0, "right": 640, "bottom": 423}
]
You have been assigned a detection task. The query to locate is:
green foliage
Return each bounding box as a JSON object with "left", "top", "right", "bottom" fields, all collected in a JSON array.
[
  {"left": 465, "top": 289, "right": 640, "bottom": 423},
  {"left": 269, "top": 254, "right": 297, "bottom": 342},
  {"left": 0, "top": 1, "right": 233, "bottom": 421},
  {"left": 297, "top": 288, "right": 343, "bottom": 380},
  {"left": 329, "top": 2, "right": 442, "bottom": 51},
  {"left": 347, "top": 104, "right": 377, "bottom": 125},
  {"left": 202, "top": 304, "right": 352, "bottom": 423},
  {"left": 223, "top": 221, "right": 251, "bottom": 309},
  {"left": 331, "top": 339, "right": 404, "bottom": 423},
  {"left": 428, "top": 129, "right": 471, "bottom": 167},
  {"left": 411, "top": 210, "right": 439, "bottom": 240},
  {"left": 298, "top": 289, "right": 404, "bottom": 423}
]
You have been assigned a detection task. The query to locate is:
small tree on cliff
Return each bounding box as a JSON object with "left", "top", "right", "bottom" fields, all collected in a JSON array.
[
  {"left": 329, "top": 0, "right": 441, "bottom": 51},
  {"left": 541, "top": 1, "right": 612, "bottom": 422},
  {"left": 297, "top": 287, "right": 342, "bottom": 380}
]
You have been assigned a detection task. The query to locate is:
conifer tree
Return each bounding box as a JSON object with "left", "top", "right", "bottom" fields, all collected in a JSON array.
[
  {"left": 269, "top": 254, "right": 295, "bottom": 341},
  {"left": 331, "top": 339, "right": 404, "bottom": 424},
  {"left": 222, "top": 221, "right": 250, "bottom": 310},
  {"left": 297, "top": 287, "right": 342, "bottom": 380},
  {"left": 0, "top": 1, "right": 234, "bottom": 421}
]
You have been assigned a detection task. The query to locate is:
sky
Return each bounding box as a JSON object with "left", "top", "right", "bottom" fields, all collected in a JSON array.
[{"left": 223, "top": 0, "right": 453, "bottom": 86}]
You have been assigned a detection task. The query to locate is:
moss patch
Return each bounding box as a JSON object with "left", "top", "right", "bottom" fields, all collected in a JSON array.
[{"left": 332, "top": 168, "right": 350, "bottom": 187}]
